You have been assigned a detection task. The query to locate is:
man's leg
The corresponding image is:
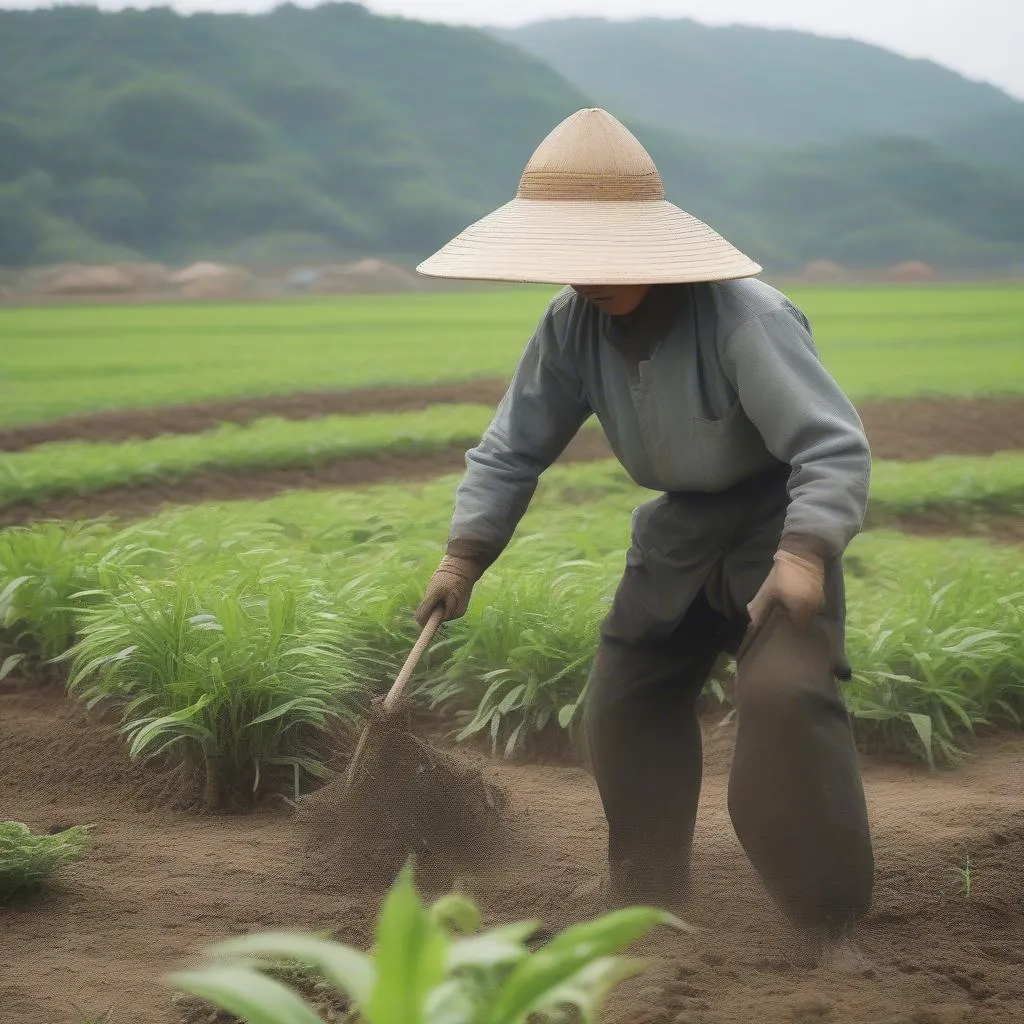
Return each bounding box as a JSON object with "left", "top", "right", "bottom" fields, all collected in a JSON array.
[
  {"left": 727, "top": 605, "right": 874, "bottom": 939},
  {"left": 583, "top": 591, "right": 728, "bottom": 912},
  {"left": 721, "top": 482, "right": 874, "bottom": 943}
]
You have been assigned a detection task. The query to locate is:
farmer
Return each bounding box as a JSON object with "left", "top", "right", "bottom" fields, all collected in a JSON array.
[{"left": 413, "top": 108, "right": 875, "bottom": 958}]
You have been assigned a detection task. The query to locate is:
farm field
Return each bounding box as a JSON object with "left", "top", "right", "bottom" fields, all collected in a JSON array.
[
  {"left": 1, "top": 284, "right": 1023, "bottom": 1024},
  {"left": 2, "top": 284, "right": 1023, "bottom": 427}
]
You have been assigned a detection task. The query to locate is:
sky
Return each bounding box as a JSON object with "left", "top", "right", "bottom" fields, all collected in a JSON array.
[{"left": 5, "top": 0, "right": 1023, "bottom": 99}]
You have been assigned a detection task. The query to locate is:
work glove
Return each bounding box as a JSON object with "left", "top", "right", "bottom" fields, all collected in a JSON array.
[
  {"left": 747, "top": 549, "right": 825, "bottom": 629},
  {"left": 415, "top": 554, "right": 485, "bottom": 627}
]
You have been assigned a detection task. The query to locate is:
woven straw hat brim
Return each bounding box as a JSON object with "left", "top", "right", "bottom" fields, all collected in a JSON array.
[{"left": 416, "top": 198, "right": 762, "bottom": 285}]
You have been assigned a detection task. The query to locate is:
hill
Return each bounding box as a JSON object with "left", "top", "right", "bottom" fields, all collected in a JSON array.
[
  {"left": 495, "top": 17, "right": 1022, "bottom": 158},
  {"left": 0, "top": 5, "right": 1021, "bottom": 272},
  {"left": 0, "top": 3, "right": 588, "bottom": 267}
]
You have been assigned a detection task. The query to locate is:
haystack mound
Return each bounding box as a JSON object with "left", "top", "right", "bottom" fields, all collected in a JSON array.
[
  {"left": 112, "top": 261, "right": 172, "bottom": 290},
  {"left": 39, "top": 264, "right": 139, "bottom": 295},
  {"left": 170, "top": 261, "right": 252, "bottom": 298},
  {"left": 801, "top": 259, "right": 848, "bottom": 282},
  {"left": 305, "top": 258, "right": 420, "bottom": 295},
  {"left": 887, "top": 259, "right": 936, "bottom": 282}
]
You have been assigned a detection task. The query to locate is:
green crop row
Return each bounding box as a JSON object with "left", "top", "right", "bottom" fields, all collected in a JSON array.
[
  {"left": 2, "top": 284, "right": 1023, "bottom": 426},
  {"left": 0, "top": 405, "right": 500, "bottom": 508},
  {"left": 536, "top": 454, "right": 1024, "bottom": 527},
  {"left": 1, "top": 464, "right": 1020, "bottom": 802},
  {"left": 1, "top": 399, "right": 1023, "bottom": 533}
]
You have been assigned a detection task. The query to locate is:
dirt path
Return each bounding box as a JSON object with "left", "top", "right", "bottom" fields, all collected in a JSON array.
[
  {"left": 870, "top": 510, "right": 1024, "bottom": 546},
  {"left": 3, "top": 682, "right": 1022, "bottom": 1024},
  {"left": 0, "top": 380, "right": 511, "bottom": 452},
  {"left": 2, "top": 387, "right": 1022, "bottom": 457},
  {"left": 2, "top": 397, "right": 1023, "bottom": 530},
  {"left": 0, "top": 432, "right": 614, "bottom": 528}
]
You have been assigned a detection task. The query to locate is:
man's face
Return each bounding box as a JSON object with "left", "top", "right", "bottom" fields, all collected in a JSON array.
[{"left": 571, "top": 284, "right": 651, "bottom": 316}]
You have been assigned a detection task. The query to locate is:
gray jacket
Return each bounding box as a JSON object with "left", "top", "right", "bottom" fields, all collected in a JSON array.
[{"left": 447, "top": 278, "right": 871, "bottom": 566}]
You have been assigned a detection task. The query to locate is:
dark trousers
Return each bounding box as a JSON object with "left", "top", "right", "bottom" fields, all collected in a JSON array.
[{"left": 582, "top": 464, "right": 874, "bottom": 930}]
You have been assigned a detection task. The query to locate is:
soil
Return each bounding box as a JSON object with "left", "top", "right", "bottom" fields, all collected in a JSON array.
[
  {"left": 0, "top": 432, "right": 614, "bottom": 528},
  {"left": 0, "top": 380, "right": 510, "bottom": 452},
  {"left": 868, "top": 511, "right": 1024, "bottom": 546},
  {"left": 1, "top": 386, "right": 1021, "bottom": 458},
  {"left": 1, "top": 395, "right": 1022, "bottom": 530},
  {"left": 857, "top": 396, "right": 1024, "bottom": 462},
  {"left": 299, "top": 725, "right": 507, "bottom": 888},
  {"left": 3, "top": 680, "right": 1023, "bottom": 1024}
]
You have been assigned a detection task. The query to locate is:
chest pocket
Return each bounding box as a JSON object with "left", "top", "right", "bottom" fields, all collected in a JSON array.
[{"left": 692, "top": 400, "right": 776, "bottom": 491}]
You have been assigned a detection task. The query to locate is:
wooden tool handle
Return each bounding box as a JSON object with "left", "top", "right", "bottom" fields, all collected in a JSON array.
[{"left": 382, "top": 605, "right": 446, "bottom": 714}]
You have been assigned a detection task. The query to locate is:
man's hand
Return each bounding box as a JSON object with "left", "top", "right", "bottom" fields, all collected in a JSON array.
[
  {"left": 415, "top": 555, "right": 486, "bottom": 627},
  {"left": 747, "top": 549, "right": 825, "bottom": 628}
]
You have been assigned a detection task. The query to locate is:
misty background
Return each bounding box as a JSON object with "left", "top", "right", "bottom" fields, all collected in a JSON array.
[{"left": 1, "top": 0, "right": 1022, "bottom": 277}]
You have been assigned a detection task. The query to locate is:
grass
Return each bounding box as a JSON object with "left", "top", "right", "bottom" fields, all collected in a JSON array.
[
  {"left": 0, "top": 820, "right": 92, "bottom": 902},
  {"left": 865, "top": 453, "right": 1024, "bottom": 518},
  {"left": 953, "top": 855, "right": 973, "bottom": 899},
  {"left": 1, "top": 284, "right": 1022, "bottom": 426},
  {"left": 0, "top": 404, "right": 502, "bottom": 508},
  {"left": 0, "top": 462, "right": 1021, "bottom": 776},
  {"left": 0, "top": 520, "right": 115, "bottom": 663},
  {"left": 64, "top": 558, "right": 372, "bottom": 809},
  {"left": 842, "top": 534, "right": 1024, "bottom": 766},
  {"left": 1, "top": 395, "right": 1023, "bottom": 527}
]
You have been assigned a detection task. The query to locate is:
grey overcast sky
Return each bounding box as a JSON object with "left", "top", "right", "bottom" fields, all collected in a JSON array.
[{"left": 6, "top": 0, "right": 1024, "bottom": 99}]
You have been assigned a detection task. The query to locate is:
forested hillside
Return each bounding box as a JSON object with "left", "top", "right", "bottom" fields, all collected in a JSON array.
[{"left": 1, "top": 4, "right": 1022, "bottom": 271}]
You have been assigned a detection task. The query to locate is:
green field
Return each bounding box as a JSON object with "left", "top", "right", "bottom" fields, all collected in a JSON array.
[
  {"left": 3, "top": 283, "right": 1024, "bottom": 1024},
  {"left": 2, "top": 284, "right": 1022, "bottom": 426},
  {"left": 1, "top": 284, "right": 1022, "bottom": 807},
  {"left": 2, "top": 402, "right": 1023, "bottom": 525},
  {"left": 2, "top": 461, "right": 1021, "bottom": 790}
]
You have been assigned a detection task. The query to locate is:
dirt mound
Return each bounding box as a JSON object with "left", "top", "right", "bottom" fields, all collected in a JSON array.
[
  {"left": 801, "top": 260, "right": 849, "bottom": 282},
  {"left": 36, "top": 264, "right": 142, "bottom": 296},
  {"left": 300, "top": 258, "right": 421, "bottom": 295},
  {"left": 3, "top": 678, "right": 1024, "bottom": 1024},
  {"left": 0, "top": 379, "right": 510, "bottom": 451},
  {"left": 298, "top": 729, "right": 506, "bottom": 888},
  {"left": 170, "top": 261, "right": 252, "bottom": 299},
  {"left": 887, "top": 260, "right": 937, "bottom": 282}
]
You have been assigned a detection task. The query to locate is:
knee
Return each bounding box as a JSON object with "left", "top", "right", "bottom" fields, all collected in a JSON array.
[{"left": 736, "top": 676, "right": 845, "bottom": 727}]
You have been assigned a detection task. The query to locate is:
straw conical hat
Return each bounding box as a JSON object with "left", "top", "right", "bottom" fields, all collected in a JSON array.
[{"left": 416, "top": 107, "right": 761, "bottom": 285}]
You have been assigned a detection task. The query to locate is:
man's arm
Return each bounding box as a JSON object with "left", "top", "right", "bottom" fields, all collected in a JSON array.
[
  {"left": 720, "top": 306, "right": 871, "bottom": 562},
  {"left": 446, "top": 300, "right": 592, "bottom": 567}
]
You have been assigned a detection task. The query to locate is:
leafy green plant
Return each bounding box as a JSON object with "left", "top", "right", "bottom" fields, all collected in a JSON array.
[
  {"left": 867, "top": 452, "right": 1024, "bottom": 520},
  {"left": 0, "top": 405, "right": 517, "bottom": 510},
  {"left": 0, "top": 521, "right": 112, "bottom": 665},
  {"left": 0, "top": 821, "right": 92, "bottom": 902},
  {"left": 952, "top": 855, "right": 973, "bottom": 900},
  {"left": 72, "top": 1008, "right": 113, "bottom": 1024},
  {"left": 845, "top": 565, "right": 1024, "bottom": 767},
  {"left": 167, "top": 863, "right": 681, "bottom": 1024},
  {"left": 2, "top": 462, "right": 1023, "bottom": 774},
  {"left": 65, "top": 560, "right": 370, "bottom": 808},
  {"left": 424, "top": 562, "right": 610, "bottom": 759}
]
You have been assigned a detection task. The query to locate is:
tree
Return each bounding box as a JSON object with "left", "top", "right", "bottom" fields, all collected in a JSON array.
[
  {"left": 0, "top": 188, "right": 44, "bottom": 265},
  {"left": 102, "top": 76, "right": 266, "bottom": 166},
  {"left": 69, "top": 178, "right": 148, "bottom": 246}
]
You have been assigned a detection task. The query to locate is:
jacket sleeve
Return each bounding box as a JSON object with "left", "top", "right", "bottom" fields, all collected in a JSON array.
[
  {"left": 446, "top": 303, "right": 592, "bottom": 567},
  {"left": 720, "top": 307, "right": 871, "bottom": 560}
]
